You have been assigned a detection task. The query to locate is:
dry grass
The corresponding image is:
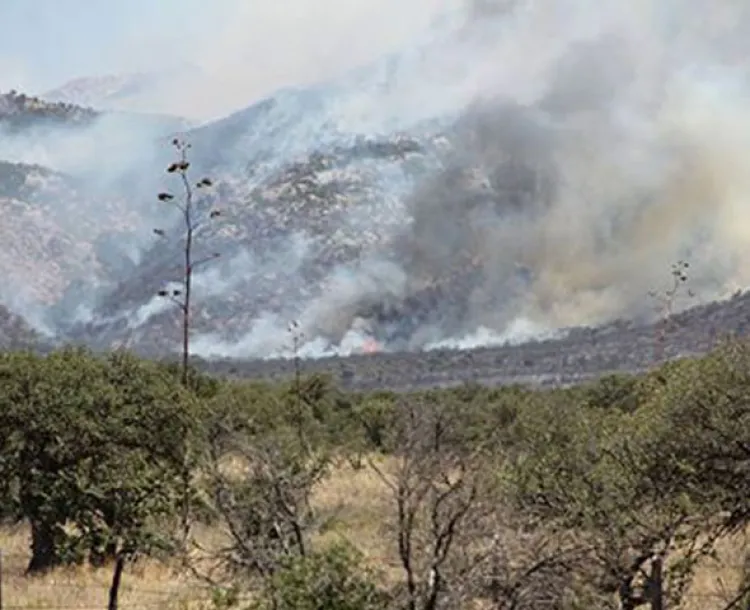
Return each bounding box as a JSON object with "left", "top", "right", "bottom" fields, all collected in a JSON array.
[
  {"left": 0, "top": 457, "right": 399, "bottom": 610},
  {"left": 312, "top": 456, "right": 395, "bottom": 562},
  {"left": 0, "top": 523, "right": 213, "bottom": 609},
  {"left": 683, "top": 529, "right": 750, "bottom": 610},
  {"left": 0, "top": 456, "right": 747, "bottom": 610}
]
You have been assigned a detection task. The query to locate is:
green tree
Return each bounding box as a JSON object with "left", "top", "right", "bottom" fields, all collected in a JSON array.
[
  {"left": 0, "top": 347, "right": 201, "bottom": 575},
  {"left": 635, "top": 341, "right": 750, "bottom": 537},
  {"left": 583, "top": 373, "right": 642, "bottom": 413},
  {"left": 508, "top": 385, "right": 716, "bottom": 609},
  {"left": 249, "top": 543, "right": 390, "bottom": 610}
]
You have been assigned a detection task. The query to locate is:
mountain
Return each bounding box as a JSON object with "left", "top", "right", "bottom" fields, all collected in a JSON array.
[
  {"left": 1, "top": 76, "right": 558, "bottom": 359},
  {"left": 0, "top": 90, "right": 98, "bottom": 130},
  {"left": 0, "top": 303, "right": 48, "bottom": 350},
  {"left": 0, "top": 91, "right": 195, "bottom": 329},
  {"left": 51, "top": 83, "right": 717, "bottom": 362},
  {"left": 0, "top": 72, "right": 739, "bottom": 362},
  {"left": 0, "top": 160, "right": 137, "bottom": 308},
  {"left": 41, "top": 64, "right": 206, "bottom": 117},
  {"left": 1, "top": 4, "right": 750, "bottom": 391},
  {"left": 64, "top": 129, "right": 435, "bottom": 355},
  {"left": 42, "top": 73, "right": 150, "bottom": 109}
]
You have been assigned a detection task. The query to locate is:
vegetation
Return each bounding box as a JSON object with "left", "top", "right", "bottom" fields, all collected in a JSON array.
[
  {"left": 0, "top": 90, "right": 97, "bottom": 130},
  {"left": 0, "top": 340, "right": 748, "bottom": 609}
]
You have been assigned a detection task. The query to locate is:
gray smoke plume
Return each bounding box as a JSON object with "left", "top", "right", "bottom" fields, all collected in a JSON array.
[
  {"left": 201, "top": 0, "right": 750, "bottom": 358},
  {"left": 4, "top": 0, "right": 750, "bottom": 360}
]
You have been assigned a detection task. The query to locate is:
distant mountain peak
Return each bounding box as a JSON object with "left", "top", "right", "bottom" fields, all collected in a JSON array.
[
  {"left": 41, "top": 63, "right": 207, "bottom": 115},
  {"left": 43, "top": 73, "right": 157, "bottom": 109}
]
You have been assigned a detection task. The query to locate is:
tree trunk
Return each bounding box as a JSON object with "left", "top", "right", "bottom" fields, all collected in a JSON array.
[
  {"left": 26, "top": 520, "right": 61, "bottom": 574},
  {"left": 107, "top": 554, "right": 125, "bottom": 610},
  {"left": 649, "top": 557, "right": 664, "bottom": 610},
  {"left": 89, "top": 507, "right": 118, "bottom": 567}
]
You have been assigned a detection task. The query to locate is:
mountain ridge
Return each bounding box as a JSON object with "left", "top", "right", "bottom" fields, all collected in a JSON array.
[{"left": 3, "top": 3, "right": 750, "bottom": 390}]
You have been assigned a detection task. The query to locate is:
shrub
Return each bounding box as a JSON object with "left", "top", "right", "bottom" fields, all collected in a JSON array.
[{"left": 250, "top": 543, "right": 390, "bottom": 610}]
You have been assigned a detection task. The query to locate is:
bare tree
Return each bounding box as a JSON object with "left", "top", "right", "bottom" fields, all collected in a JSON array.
[
  {"left": 287, "top": 319, "right": 308, "bottom": 450},
  {"left": 647, "top": 260, "right": 693, "bottom": 364},
  {"left": 368, "top": 397, "right": 500, "bottom": 610},
  {"left": 475, "top": 526, "right": 593, "bottom": 610},
  {"left": 201, "top": 432, "right": 328, "bottom": 584},
  {"left": 189, "top": 373, "right": 334, "bottom": 593},
  {"left": 154, "top": 137, "right": 221, "bottom": 386},
  {"left": 367, "top": 397, "right": 591, "bottom": 609}
]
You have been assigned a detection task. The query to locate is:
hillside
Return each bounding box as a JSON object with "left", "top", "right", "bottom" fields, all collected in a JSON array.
[
  {"left": 43, "top": 73, "right": 163, "bottom": 109},
  {"left": 0, "top": 93, "right": 197, "bottom": 332},
  {"left": 0, "top": 160, "right": 143, "bottom": 307},
  {"left": 0, "top": 303, "right": 47, "bottom": 349},
  {"left": 64, "top": 129, "right": 435, "bottom": 353},
  {"left": 1, "top": 78, "right": 750, "bottom": 392},
  {"left": 57, "top": 82, "right": 747, "bottom": 367},
  {"left": 40, "top": 64, "right": 207, "bottom": 117},
  {"left": 0, "top": 90, "right": 98, "bottom": 130},
  {"left": 53, "top": 90, "right": 570, "bottom": 359},
  {"left": 196, "top": 288, "right": 749, "bottom": 391},
  {"left": 1, "top": 1, "right": 750, "bottom": 392}
]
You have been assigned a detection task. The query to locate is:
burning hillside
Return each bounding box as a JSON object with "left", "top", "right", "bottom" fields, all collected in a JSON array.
[{"left": 2, "top": 0, "right": 750, "bottom": 372}]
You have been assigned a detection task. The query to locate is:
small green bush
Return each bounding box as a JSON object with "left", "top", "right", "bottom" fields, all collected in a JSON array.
[{"left": 250, "top": 543, "right": 391, "bottom": 610}]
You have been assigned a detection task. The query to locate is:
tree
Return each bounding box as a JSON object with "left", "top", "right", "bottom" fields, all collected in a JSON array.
[
  {"left": 78, "top": 350, "right": 204, "bottom": 554},
  {"left": 647, "top": 259, "right": 693, "bottom": 364},
  {"left": 368, "top": 396, "right": 497, "bottom": 610},
  {"left": 192, "top": 380, "right": 333, "bottom": 592},
  {"left": 154, "top": 137, "right": 221, "bottom": 387},
  {"left": 471, "top": 518, "right": 594, "bottom": 610},
  {"left": 638, "top": 341, "right": 750, "bottom": 537},
  {"left": 250, "top": 542, "right": 390, "bottom": 610},
  {"left": 508, "top": 385, "right": 720, "bottom": 609},
  {"left": 0, "top": 348, "right": 201, "bottom": 577}
]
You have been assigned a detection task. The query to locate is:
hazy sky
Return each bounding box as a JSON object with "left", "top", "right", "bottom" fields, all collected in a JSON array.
[
  {"left": 0, "top": 0, "right": 204, "bottom": 90},
  {"left": 0, "top": 0, "right": 456, "bottom": 111}
]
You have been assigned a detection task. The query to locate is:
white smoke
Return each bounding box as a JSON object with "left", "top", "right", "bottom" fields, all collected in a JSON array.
[
  {"left": 6, "top": 0, "right": 750, "bottom": 361},
  {"left": 174, "top": 0, "right": 750, "bottom": 359}
]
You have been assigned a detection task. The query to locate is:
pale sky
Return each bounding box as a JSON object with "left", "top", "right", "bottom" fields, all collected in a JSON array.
[
  {"left": 0, "top": 0, "right": 209, "bottom": 91},
  {"left": 0, "top": 0, "right": 457, "bottom": 111}
]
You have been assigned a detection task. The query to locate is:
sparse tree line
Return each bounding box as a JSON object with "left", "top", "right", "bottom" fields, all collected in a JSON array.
[
  {"left": 0, "top": 90, "right": 97, "bottom": 129},
  {"left": 0, "top": 340, "right": 748, "bottom": 609}
]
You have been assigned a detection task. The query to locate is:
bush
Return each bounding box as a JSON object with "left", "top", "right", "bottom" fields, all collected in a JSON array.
[{"left": 250, "top": 543, "right": 390, "bottom": 610}]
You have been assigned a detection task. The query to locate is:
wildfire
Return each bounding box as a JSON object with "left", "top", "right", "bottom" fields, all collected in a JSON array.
[{"left": 362, "top": 338, "right": 381, "bottom": 354}]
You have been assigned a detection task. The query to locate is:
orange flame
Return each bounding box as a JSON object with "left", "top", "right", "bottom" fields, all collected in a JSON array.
[{"left": 362, "top": 338, "right": 381, "bottom": 354}]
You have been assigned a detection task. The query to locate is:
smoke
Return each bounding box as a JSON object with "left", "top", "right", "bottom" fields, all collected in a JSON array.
[
  {"left": 2, "top": 0, "right": 461, "bottom": 120},
  {"left": 0, "top": 104, "right": 193, "bottom": 329},
  {"left": 0, "top": 111, "right": 186, "bottom": 182},
  {"left": 188, "top": 0, "right": 750, "bottom": 358},
  {"left": 4, "top": 0, "right": 750, "bottom": 361}
]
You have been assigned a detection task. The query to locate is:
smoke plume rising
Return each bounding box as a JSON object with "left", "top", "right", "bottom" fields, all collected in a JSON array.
[
  {"left": 213, "top": 0, "right": 750, "bottom": 357},
  {"left": 3, "top": 0, "right": 750, "bottom": 360}
]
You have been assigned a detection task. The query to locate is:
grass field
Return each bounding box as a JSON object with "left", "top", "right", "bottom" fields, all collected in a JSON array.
[{"left": 0, "top": 458, "right": 746, "bottom": 610}]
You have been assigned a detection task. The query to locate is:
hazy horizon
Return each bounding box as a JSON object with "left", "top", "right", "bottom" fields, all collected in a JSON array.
[{"left": 0, "top": 0, "right": 459, "bottom": 119}]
